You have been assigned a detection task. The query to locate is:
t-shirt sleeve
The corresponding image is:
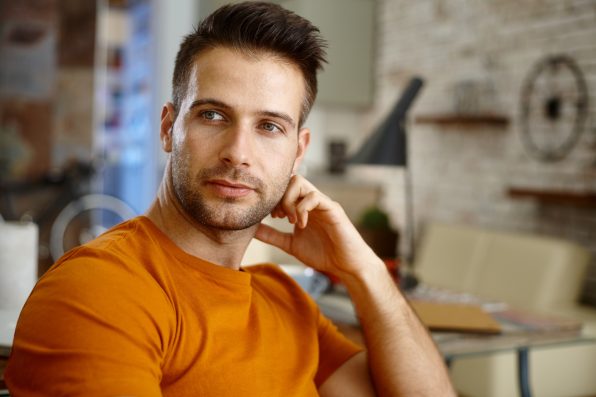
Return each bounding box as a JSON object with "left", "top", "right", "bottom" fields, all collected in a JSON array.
[
  {"left": 314, "top": 305, "right": 363, "bottom": 387},
  {"left": 5, "top": 248, "right": 172, "bottom": 397}
]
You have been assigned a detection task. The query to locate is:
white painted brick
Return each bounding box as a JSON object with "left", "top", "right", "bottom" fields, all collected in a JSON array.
[{"left": 363, "top": 0, "right": 596, "bottom": 300}]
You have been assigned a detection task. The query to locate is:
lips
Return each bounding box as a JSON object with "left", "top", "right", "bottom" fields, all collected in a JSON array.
[{"left": 207, "top": 179, "right": 255, "bottom": 198}]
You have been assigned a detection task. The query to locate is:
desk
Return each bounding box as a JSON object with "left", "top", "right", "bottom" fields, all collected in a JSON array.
[
  {"left": 336, "top": 321, "right": 595, "bottom": 397},
  {"left": 438, "top": 331, "right": 595, "bottom": 397},
  {"left": 321, "top": 293, "right": 596, "bottom": 397}
]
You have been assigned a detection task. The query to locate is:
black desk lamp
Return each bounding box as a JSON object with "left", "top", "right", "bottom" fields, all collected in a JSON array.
[{"left": 350, "top": 77, "right": 424, "bottom": 278}]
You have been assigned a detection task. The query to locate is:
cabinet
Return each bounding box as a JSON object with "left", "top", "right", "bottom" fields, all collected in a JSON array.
[
  {"left": 280, "top": 0, "right": 374, "bottom": 107},
  {"left": 200, "top": 0, "right": 375, "bottom": 107}
]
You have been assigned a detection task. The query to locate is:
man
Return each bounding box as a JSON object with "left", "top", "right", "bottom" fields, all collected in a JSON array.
[{"left": 6, "top": 2, "right": 455, "bottom": 396}]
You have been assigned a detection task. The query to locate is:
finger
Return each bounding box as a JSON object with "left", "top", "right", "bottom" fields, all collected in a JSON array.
[
  {"left": 270, "top": 200, "right": 290, "bottom": 220},
  {"left": 254, "top": 223, "right": 293, "bottom": 254},
  {"left": 295, "top": 187, "right": 342, "bottom": 229},
  {"left": 279, "top": 177, "right": 300, "bottom": 224},
  {"left": 295, "top": 191, "right": 321, "bottom": 228},
  {"left": 270, "top": 204, "right": 283, "bottom": 218},
  {"left": 279, "top": 175, "right": 315, "bottom": 224}
]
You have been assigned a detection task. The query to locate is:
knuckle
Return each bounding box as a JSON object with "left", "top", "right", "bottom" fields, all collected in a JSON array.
[
  {"left": 331, "top": 200, "right": 344, "bottom": 212},
  {"left": 306, "top": 191, "right": 318, "bottom": 200}
]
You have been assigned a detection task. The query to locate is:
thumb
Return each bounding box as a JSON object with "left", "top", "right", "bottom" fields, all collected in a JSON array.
[{"left": 255, "top": 223, "right": 293, "bottom": 254}]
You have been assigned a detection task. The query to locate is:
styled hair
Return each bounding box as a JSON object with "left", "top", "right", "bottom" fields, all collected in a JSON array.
[{"left": 172, "top": 1, "right": 327, "bottom": 127}]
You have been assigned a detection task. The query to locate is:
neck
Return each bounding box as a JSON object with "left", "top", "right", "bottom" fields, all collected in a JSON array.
[{"left": 145, "top": 164, "right": 257, "bottom": 270}]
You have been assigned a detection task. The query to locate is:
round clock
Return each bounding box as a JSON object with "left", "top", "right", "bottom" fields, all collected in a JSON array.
[{"left": 520, "top": 54, "right": 589, "bottom": 161}]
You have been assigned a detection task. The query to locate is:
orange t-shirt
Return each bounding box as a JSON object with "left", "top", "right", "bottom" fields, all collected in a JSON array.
[{"left": 5, "top": 217, "right": 361, "bottom": 396}]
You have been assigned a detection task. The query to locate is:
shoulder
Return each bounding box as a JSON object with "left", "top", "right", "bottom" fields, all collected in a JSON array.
[
  {"left": 7, "top": 218, "right": 174, "bottom": 396},
  {"left": 16, "top": 216, "right": 176, "bottom": 353},
  {"left": 71, "top": 216, "right": 157, "bottom": 262},
  {"left": 45, "top": 216, "right": 163, "bottom": 281},
  {"left": 32, "top": 216, "right": 174, "bottom": 321}
]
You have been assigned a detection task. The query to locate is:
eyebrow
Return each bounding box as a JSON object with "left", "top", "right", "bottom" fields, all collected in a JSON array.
[
  {"left": 189, "top": 98, "right": 231, "bottom": 111},
  {"left": 189, "top": 98, "right": 296, "bottom": 129}
]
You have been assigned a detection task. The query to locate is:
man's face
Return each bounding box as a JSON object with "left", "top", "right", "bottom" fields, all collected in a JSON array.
[{"left": 162, "top": 47, "right": 310, "bottom": 231}]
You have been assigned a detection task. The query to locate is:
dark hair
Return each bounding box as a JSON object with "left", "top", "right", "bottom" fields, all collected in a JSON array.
[{"left": 172, "top": 1, "right": 327, "bottom": 127}]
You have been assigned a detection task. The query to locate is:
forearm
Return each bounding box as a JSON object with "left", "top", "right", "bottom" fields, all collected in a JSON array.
[
  {"left": 255, "top": 177, "right": 454, "bottom": 394},
  {"left": 342, "top": 261, "right": 455, "bottom": 397}
]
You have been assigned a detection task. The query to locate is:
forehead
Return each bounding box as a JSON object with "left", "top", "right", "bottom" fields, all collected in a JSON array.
[{"left": 184, "top": 47, "right": 306, "bottom": 122}]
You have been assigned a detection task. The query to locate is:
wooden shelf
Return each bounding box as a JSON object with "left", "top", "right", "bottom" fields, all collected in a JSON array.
[
  {"left": 415, "top": 114, "right": 510, "bottom": 127},
  {"left": 508, "top": 187, "right": 596, "bottom": 208}
]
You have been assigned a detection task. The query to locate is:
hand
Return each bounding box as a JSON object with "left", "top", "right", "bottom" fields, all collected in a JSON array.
[
  {"left": 255, "top": 175, "right": 384, "bottom": 281},
  {"left": 257, "top": 178, "right": 456, "bottom": 397}
]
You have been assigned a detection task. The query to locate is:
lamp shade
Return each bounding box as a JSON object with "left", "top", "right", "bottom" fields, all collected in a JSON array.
[{"left": 350, "top": 77, "right": 424, "bottom": 167}]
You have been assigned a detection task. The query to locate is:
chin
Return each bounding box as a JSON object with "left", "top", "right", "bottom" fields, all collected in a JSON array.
[{"left": 193, "top": 207, "right": 267, "bottom": 231}]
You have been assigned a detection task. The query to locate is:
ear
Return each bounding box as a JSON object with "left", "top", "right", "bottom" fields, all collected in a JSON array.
[
  {"left": 160, "top": 102, "right": 177, "bottom": 153},
  {"left": 292, "top": 127, "right": 311, "bottom": 174}
]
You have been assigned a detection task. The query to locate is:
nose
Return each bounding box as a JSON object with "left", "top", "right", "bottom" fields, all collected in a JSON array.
[{"left": 218, "top": 124, "right": 252, "bottom": 168}]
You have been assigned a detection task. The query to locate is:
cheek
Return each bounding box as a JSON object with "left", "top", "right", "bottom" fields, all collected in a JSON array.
[
  {"left": 260, "top": 143, "right": 296, "bottom": 172},
  {"left": 171, "top": 137, "right": 187, "bottom": 162},
  {"left": 256, "top": 135, "right": 298, "bottom": 158},
  {"left": 171, "top": 140, "right": 199, "bottom": 177},
  {"left": 261, "top": 147, "right": 296, "bottom": 185},
  {"left": 174, "top": 131, "right": 208, "bottom": 161},
  {"left": 171, "top": 130, "right": 182, "bottom": 149}
]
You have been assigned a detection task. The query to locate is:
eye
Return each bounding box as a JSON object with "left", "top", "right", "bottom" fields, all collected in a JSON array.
[
  {"left": 261, "top": 122, "right": 283, "bottom": 134},
  {"left": 201, "top": 110, "right": 225, "bottom": 121}
]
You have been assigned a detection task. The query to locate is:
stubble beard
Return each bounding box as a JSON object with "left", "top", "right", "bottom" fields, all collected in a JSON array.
[{"left": 171, "top": 154, "right": 291, "bottom": 231}]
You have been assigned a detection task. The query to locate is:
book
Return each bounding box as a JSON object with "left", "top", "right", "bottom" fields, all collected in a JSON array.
[{"left": 410, "top": 300, "right": 502, "bottom": 334}]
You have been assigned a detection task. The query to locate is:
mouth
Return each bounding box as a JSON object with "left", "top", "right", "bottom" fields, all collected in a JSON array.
[{"left": 206, "top": 179, "right": 255, "bottom": 198}]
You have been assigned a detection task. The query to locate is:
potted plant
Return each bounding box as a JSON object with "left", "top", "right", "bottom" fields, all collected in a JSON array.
[{"left": 357, "top": 206, "right": 399, "bottom": 260}]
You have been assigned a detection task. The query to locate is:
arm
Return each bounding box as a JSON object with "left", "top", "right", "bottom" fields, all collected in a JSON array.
[{"left": 255, "top": 175, "right": 455, "bottom": 397}]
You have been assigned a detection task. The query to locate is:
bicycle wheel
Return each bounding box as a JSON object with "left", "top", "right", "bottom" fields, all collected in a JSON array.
[{"left": 49, "top": 194, "right": 137, "bottom": 261}]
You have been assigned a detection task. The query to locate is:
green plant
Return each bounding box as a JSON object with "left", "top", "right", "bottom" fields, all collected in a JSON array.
[
  {"left": 357, "top": 206, "right": 399, "bottom": 259},
  {"left": 358, "top": 206, "right": 391, "bottom": 230}
]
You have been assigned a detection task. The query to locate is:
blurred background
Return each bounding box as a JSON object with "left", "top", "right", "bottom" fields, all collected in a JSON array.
[
  {"left": 3, "top": 0, "right": 594, "bottom": 303},
  {"left": 1, "top": 1, "right": 596, "bottom": 395}
]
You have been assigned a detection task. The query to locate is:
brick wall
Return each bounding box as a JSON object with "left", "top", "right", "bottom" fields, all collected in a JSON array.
[{"left": 351, "top": 0, "right": 596, "bottom": 304}]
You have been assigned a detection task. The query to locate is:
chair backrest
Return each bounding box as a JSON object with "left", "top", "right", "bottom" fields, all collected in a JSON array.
[{"left": 414, "top": 222, "right": 591, "bottom": 310}]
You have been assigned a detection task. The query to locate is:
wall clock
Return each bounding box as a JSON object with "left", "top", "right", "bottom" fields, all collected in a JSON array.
[{"left": 520, "top": 54, "right": 589, "bottom": 161}]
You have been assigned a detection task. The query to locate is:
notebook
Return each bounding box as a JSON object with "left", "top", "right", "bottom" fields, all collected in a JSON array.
[{"left": 410, "top": 300, "right": 502, "bottom": 334}]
